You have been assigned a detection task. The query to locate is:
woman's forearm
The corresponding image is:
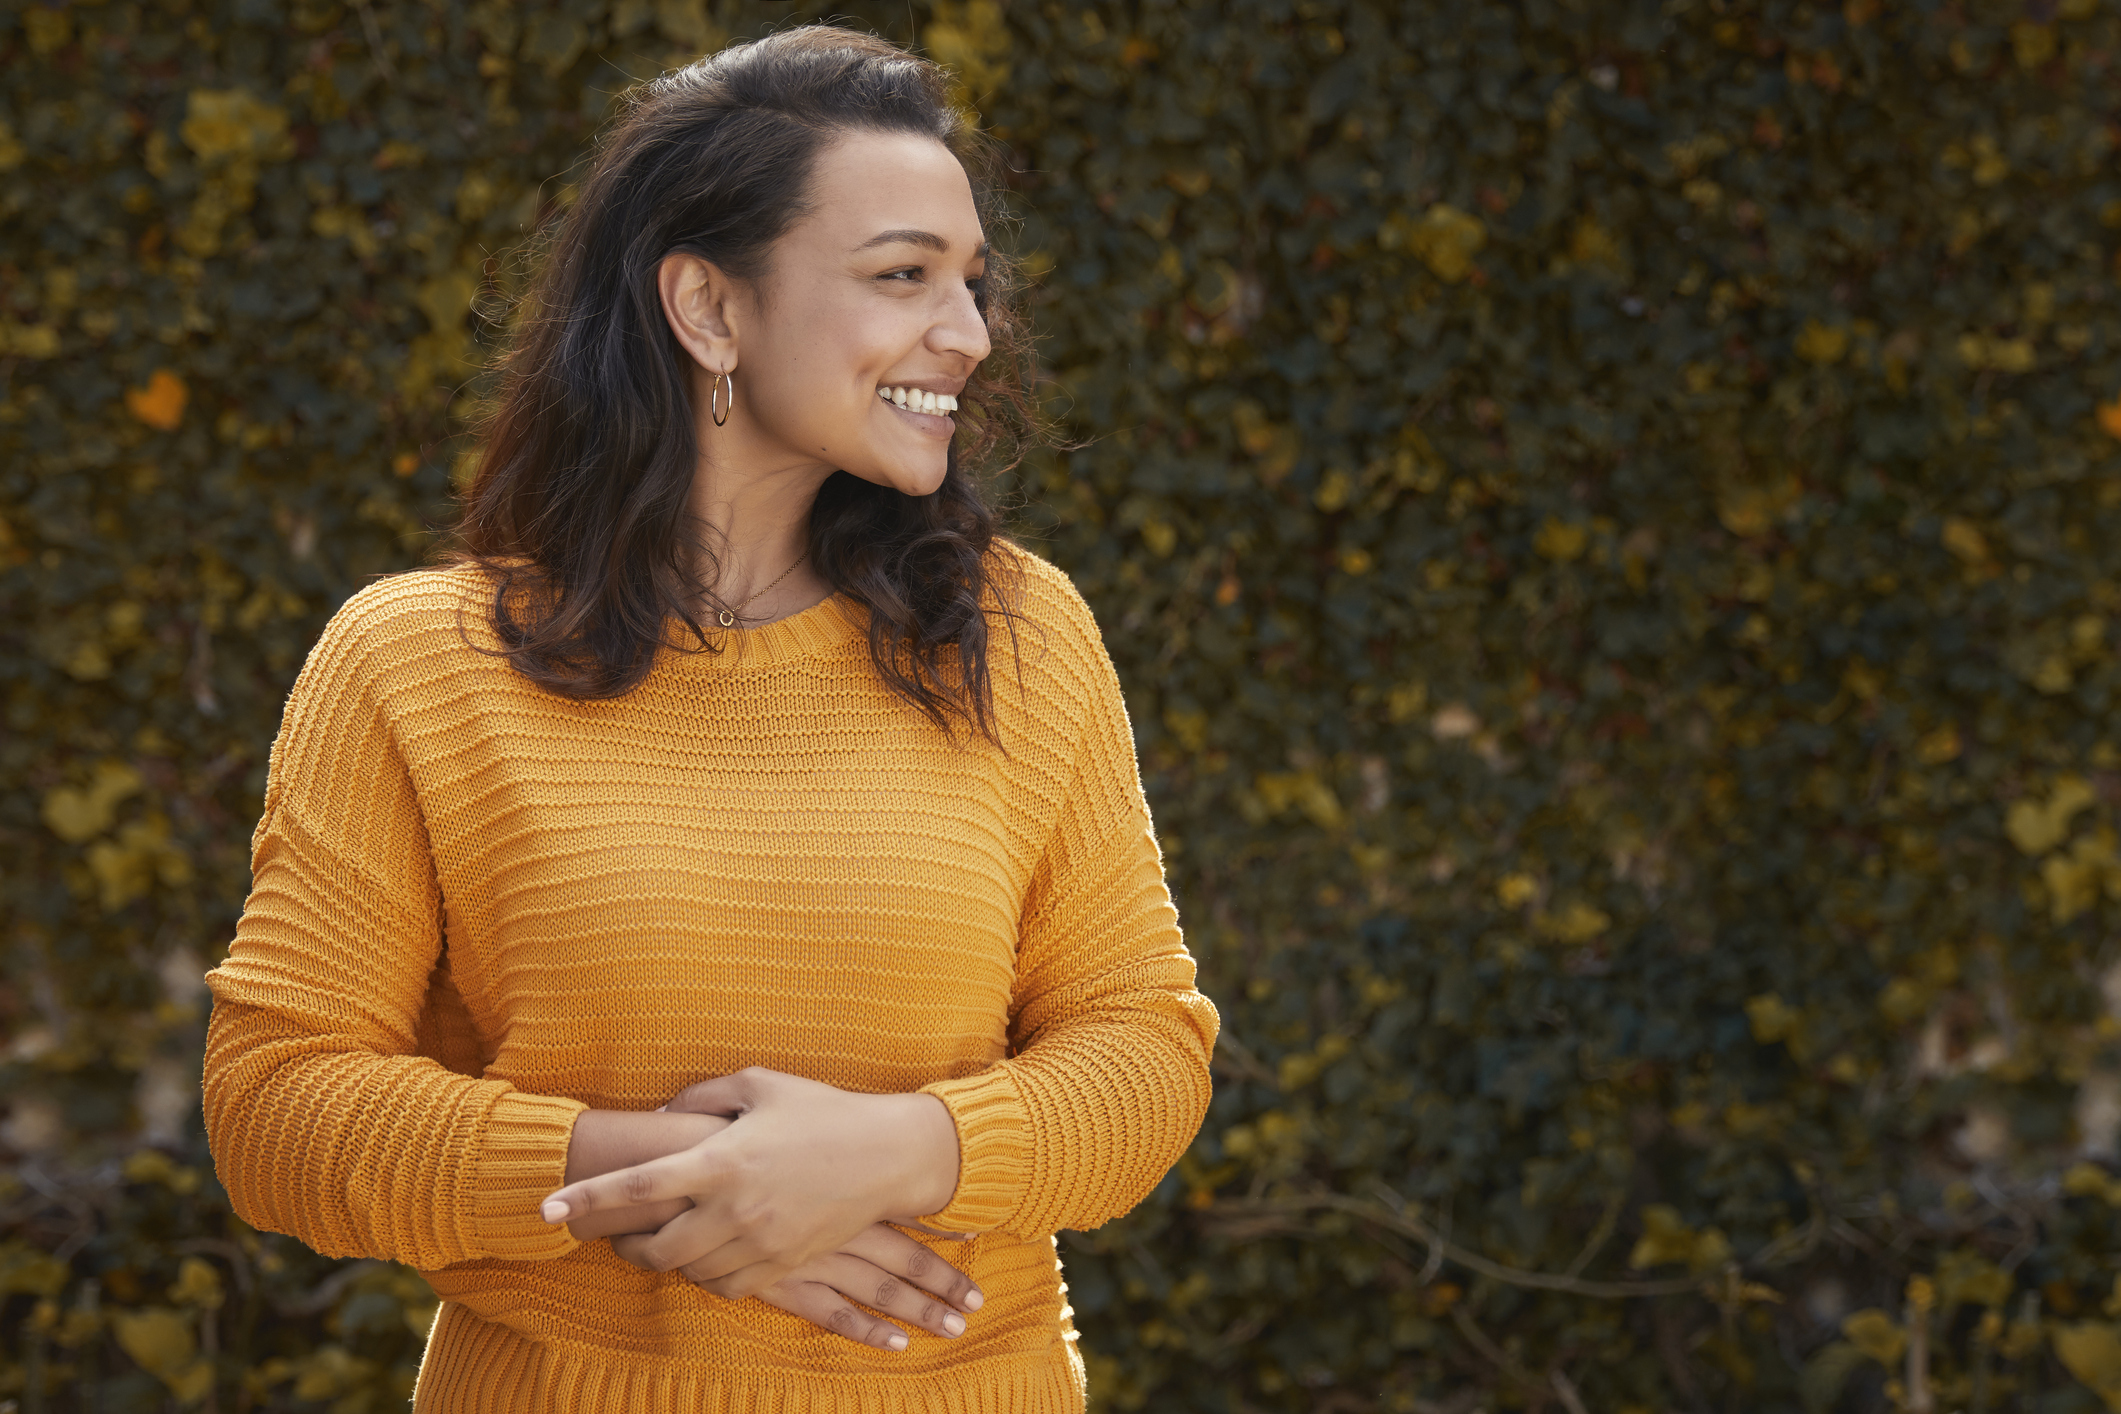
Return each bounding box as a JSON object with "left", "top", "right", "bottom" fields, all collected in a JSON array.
[{"left": 562, "top": 1109, "right": 730, "bottom": 1241}]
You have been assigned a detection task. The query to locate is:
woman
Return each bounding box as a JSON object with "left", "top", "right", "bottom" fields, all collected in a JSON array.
[{"left": 200, "top": 23, "right": 1218, "bottom": 1414}]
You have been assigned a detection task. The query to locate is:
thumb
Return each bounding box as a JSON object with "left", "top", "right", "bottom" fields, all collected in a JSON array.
[{"left": 662, "top": 1069, "right": 763, "bottom": 1117}]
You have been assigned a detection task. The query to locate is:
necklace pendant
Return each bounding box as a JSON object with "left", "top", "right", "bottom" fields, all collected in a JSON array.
[{"left": 717, "top": 609, "right": 736, "bottom": 629}]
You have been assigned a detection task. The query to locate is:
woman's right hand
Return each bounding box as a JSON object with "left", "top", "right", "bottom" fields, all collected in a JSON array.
[{"left": 673, "top": 1222, "right": 984, "bottom": 1351}]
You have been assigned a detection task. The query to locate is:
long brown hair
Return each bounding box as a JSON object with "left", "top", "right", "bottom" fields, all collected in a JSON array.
[{"left": 448, "top": 25, "right": 1039, "bottom": 734}]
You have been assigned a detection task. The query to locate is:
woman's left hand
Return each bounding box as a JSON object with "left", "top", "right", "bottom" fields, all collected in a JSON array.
[{"left": 537, "top": 1067, "right": 962, "bottom": 1299}]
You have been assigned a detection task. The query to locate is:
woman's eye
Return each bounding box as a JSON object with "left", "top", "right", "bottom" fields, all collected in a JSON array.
[{"left": 883, "top": 267, "right": 922, "bottom": 282}]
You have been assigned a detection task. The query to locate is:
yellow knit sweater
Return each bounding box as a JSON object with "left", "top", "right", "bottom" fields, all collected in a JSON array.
[{"left": 201, "top": 548, "right": 1218, "bottom": 1414}]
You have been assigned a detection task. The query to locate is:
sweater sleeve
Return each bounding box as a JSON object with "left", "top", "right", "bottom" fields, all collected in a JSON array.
[
  {"left": 201, "top": 588, "right": 585, "bottom": 1270},
  {"left": 917, "top": 580, "right": 1219, "bottom": 1238}
]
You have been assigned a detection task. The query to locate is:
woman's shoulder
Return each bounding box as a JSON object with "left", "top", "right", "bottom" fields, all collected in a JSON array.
[
  {"left": 301, "top": 562, "right": 507, "bottom": 698},
  {"left": 985, "top": 542, "right": 1124, "bottom": 711},
  {"left": 989, "top": 541, "right": 1104, "bottom": 650}
]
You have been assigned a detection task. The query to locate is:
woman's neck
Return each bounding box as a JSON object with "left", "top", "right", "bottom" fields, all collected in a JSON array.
[{"left": 685, "top": 454, "right": 836, "bottom": 628}]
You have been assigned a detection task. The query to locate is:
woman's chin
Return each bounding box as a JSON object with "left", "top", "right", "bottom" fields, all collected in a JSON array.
[{"left": 844, "top": 459, "right": 950, "bottom": 498}]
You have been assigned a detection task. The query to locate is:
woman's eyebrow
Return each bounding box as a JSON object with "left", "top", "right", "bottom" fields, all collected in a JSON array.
[{"left": 853, "top": 229, "right": 991, "bottom": 259}]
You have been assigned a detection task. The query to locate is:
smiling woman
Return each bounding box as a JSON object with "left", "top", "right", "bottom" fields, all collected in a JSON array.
[{"left": 197, "top": 24, "right": 1217, "bottom": 1414}]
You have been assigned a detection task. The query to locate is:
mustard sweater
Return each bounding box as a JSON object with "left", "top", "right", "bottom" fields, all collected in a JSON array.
[{"left": 201, "top": 549, "right": 1218, "bottom": 1414}]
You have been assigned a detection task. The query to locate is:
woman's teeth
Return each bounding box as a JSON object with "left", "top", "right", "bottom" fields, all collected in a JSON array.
[{"left": 878, "top": 386, "right": 957, "bottom": 414}]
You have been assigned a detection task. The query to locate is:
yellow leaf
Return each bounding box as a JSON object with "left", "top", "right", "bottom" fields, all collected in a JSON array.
[
  {"left": 85, "top": 813, "right": 190, "bottom": 911},
  {"left": 1877, "top": 976, "right": 1928, "bottom": 1026},
  {"left": 1842, "top": 1307, "right": 1907, "bottom": 1365},
  {"left": 2005, "top": 776, "right": 2096, "bottom": 855},
  {"left": 1795, "top": 318, "right": 1849, "bottom": 365},
  {"left": 2056, "top": 1322, "right": 2121, "bottom": 1410},
  {"left": 167, "top": 1257, "right": 224, "bottom": 1311},
  {"left": 1535, "top": 900, "right": 1610, "bottom": 943},
  {"left": 1628, "top": 1204, "right": 1731, "bottom": 1274},
  {"left": 1253, "top": 772, "right": 1345, "bottom": 830},
  {"left": 1937, "top": 1250, "right": 2015, "bottom": 1310},
  {"left": 1386, "top": 682, "right": 1428, "bottom": 724},
  {"left": 1745, "top": 993, "right": 1799, "bottom": 1043},
  {"left": 168, "top": 1358, "right": 215, "bottom": 1403},
  {"left": 0, "top": 320, "right": 60, "bottom": 358},
  {"left": 415, "top": 269, "right": 480, "bottom": 335},
  {"left": 1940, "top": 516, "right": 1991, "bottom": 565},
  {"left": 1497, "top": 873, "right": 1537, "bottom": 908},
  {"left": 2065, "top": 1161, "right": 2121, "bottom": 1202},
  {"left": 1403, "top": 203, "right": 1487, "bottom": 283},
  {"left": 2012, "top": 20, "right": 2059, "bottom": 69},
  {"left": 41, "top": 761, "right": 145, "bottom": 843},
  {"left": 125, "top": 370, "right": 189, "bottom": 431},
  {"left": 0, "top": 1241, "right": 69, "bottom": 1297},
  {"left": 1314, "top": 468, "right": 1352, "bottom": 511},
  {"left": 2044, "top": 829, "right": 2120, "bottom": 923},
  {"left": 1534, "top": 517, "right": 1588, "bottom": 562},
  {"left": 180, "top": 88, "right": 291, "bottom": 164},
  {"left": 111, "top": 1306, "right": 197, "bottom": 1381},
  {"left": 1715, "top": 476, "right": 1800, "bottom": 539},
  {"left": 923, "top": 0, "right": 1012, "bottom": 103}
]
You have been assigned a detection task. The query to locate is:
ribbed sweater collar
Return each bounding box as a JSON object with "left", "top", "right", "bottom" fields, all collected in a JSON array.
[{"left": 654, "top": 590, "right": 865, "bottom": 674}]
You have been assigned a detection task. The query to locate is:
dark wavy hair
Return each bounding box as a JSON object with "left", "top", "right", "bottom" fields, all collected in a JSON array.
[{"left": 446, "top": 25, "right": 1039, "bottom": 733}]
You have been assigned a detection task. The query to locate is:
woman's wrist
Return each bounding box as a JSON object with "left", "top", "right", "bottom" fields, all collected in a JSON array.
[
  {"left": 884, "top": 1092, "right": 961, "bottom": 1220},
  {"left": 564, "top": 1108, "right": 729, "bottom": 1184}
]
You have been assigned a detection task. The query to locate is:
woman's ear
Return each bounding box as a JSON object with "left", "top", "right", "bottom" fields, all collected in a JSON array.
[{"left": 657, "top": 252, "right": 743, "bottom": 375}]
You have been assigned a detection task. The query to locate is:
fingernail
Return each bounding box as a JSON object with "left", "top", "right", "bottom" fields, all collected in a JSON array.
[
  {"left": 887, "top": 1331, "right": 909, "bottom": 1351},
  {"left": 963, "top": 1289, "right": 984, "bottom": 1311},
  {"left": 943, "top": 1313, "right": 966, "bottom": 1336},
  {"left": 541, "top": 1199, "right": 570, "bottom": 1224}
]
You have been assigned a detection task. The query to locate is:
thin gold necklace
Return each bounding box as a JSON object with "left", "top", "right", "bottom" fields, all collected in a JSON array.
[{"left": 711, "top": 553, "right": 808, "bottom": 629}]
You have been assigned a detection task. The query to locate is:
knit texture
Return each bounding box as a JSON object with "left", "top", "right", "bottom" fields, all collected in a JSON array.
[{"left": 201, "top": 548, "right": 1219, "bottom": 1414}]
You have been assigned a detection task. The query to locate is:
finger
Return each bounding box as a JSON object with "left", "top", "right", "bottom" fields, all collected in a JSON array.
[
  {"left": 886, "top": 1217, "right": 975, "bottom": 1243},
  {"left": 842, "top": 1225, "right": 983, "bottom": 1311},
  {"left": 608, "top": 1206, "right": 739, "bottom": 1274},
  {"left": 807, "top": 1253, "right": 968, "bottom": 1338},
  {"left": 566, "top": 1197, "right": 691, "bottom": 1243},
  {"left": 666, "top": 1231, "right": 786, "bottom": 1290},
  {"left": 540, "top": 1145, "right": 729, "bottom": 1225},
  {"left": 752, "top": 1279, "right": 909, "bottom": 1352},
  {"left": 693, "top": 1256, "right": 802, "bottom": 1302},
  {"left": 661, "top": 1066, "right": 773, "bottom": 1117}
]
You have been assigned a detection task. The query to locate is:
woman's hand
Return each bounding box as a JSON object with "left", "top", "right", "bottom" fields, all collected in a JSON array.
[
  {"left": 661, "top": 1221, "right": 984, "bottom": 1351},
  {"left": 557, "top": 1108, "right": 730, "bottom": 1243},
  {"left": 537, "top": 1068, "right": 962, "bottom": 1298}
]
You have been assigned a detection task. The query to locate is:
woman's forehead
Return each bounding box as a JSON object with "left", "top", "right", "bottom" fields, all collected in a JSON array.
[{"left": 798, "top": 131, "right": 984, "bottom": 253}]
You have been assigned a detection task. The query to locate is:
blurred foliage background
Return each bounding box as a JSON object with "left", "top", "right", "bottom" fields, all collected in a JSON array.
[{"left": 5, "top": 0, "right": 2121, "bottom": 1410}]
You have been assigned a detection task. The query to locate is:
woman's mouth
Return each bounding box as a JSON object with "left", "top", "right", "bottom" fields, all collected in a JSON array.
[{"left": 878, "top": 385, "right": 958, "bottom": 416}]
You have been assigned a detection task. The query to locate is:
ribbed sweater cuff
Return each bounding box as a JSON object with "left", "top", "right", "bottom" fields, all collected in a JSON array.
[
  {"left": 917, "top": 1067, "right": 1031, "bottom": 1234},
  {"left": 471, "top": 1090, "right": 588, "bottom": 1261}
]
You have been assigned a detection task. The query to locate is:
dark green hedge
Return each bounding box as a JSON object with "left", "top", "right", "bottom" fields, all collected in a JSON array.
[{"left": 7, "top": 0, "right": 2121, "bottom": 1410}]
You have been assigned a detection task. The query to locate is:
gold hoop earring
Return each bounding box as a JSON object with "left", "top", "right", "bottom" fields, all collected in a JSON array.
[{"left": 710, "top": 369, "right": 733, "bottom": 427}]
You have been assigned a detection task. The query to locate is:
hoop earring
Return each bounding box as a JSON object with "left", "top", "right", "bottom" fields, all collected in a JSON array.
[{"left": 710, "top": 369, "right": 733, "bottom": 428}]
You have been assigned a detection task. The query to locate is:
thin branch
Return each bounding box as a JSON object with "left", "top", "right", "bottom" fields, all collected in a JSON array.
[
  {"left": 352, "top": 0, "right": 398, "bottom": 84},
  {"left": 1206, "top": 1191, "right": 1702, "bottom": 1299},
  {"left": 274, "top": 1259, "right": 385, "bottom": 1317},
  {"left": 1563, "top": 1188, "right": 1625, "bottom": 1279},
  {"left": 1449, "top": 1303, "right": 1536, "bottom": 1385},
  {"left": 1210, "top": 1030, "right": 1277, "bottom": 1086}
]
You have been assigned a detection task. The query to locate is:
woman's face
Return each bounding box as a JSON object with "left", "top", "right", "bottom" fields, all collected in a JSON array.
[{"left": 661, "top": 130, "right": 993, "bottom": 499}]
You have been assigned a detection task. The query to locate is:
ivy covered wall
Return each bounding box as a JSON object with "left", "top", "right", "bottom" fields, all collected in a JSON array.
[{"left": 5, "top": 1, "right": 2121, "bottom": 1410}]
